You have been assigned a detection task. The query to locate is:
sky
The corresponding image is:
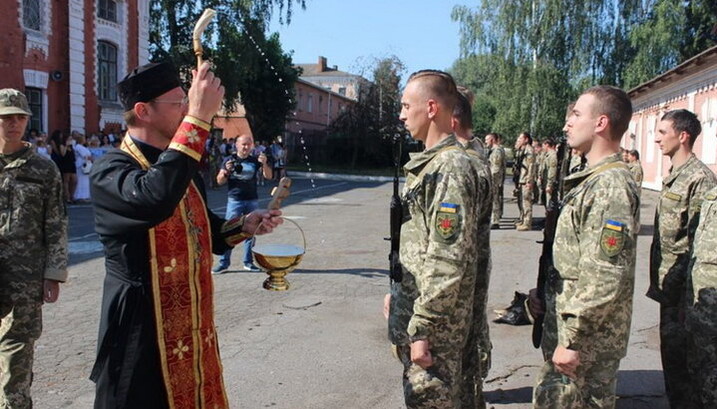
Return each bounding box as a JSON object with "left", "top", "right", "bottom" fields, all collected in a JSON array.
[{"left": 268, "top": 0, "right": 474, "bottom": 81}]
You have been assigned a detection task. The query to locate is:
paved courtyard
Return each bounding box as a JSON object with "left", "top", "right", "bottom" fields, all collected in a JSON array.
[{"left": 32, "top": 176, "right": 667, "bottom": 408}]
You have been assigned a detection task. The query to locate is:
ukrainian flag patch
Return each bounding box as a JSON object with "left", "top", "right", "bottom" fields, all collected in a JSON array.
[
  {"left": 439, "top": 202, "right": 458, "bottom": 214},
  {"left": 604, "top": 219, "right": 624, "bottom": 232},
  {"left": 600, "top": 220, "right": 626, "bottom": 257}
]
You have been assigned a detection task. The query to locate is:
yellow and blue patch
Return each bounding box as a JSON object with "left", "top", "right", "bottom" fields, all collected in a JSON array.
[
  {"left": 600, "top": 219, "right": 626, "bottom": 257},
  {"left": 436, "top": 202, "right": 460, "bottom": 242},
  {"left": 439, "top": 202, "right": 458, "bottom": 213}
]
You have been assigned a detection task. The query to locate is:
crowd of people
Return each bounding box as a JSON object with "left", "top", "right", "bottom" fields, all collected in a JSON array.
[
  {"left": 22, "top": 129, "right": 121, "bottom": 204},
  {"left": 1, "top": 61, "right": 716, "bottom": 409}
]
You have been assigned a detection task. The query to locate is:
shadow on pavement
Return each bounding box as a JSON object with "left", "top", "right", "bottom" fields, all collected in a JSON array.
[
  {"left": 485, "top": 386, "right": 533, "bottom": 404},
  {"left": 296, "top": 268, "right": 389, "bottom": 279},
  {"left": 637, "top": 224, "right": 654, "bottom": 236}
]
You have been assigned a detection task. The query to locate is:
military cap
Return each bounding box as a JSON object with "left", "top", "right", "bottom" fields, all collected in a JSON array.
[
  {"left": 0, "top": 89, "right": 32, "bottom": 116},
  {"left": 118, "top": 62, "right": 182, "bottom": 111}
]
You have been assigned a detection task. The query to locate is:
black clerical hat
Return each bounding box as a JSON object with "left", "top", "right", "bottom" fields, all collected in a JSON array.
[{"left": 118, "top": 62, "right": 182, "bottom": 111}]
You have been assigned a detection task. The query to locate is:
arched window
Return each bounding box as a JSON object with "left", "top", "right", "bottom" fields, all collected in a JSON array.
[
  {"left": 98, "top": 41, "right": 118, "bottom": 102},
  {"left": 23, "top": 0, "right": 42, "bottom": 31},
  {"left": 98, "top": 0, "right": 117, "bottom": 22}
]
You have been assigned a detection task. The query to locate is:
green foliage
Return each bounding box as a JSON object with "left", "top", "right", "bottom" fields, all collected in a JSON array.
[
  {"left": 148, "top": 0, "right": 304, "bottom": 141},
  {"left": 451, "top": 0, "right": 716, "bottom": 142},
  {"left": 328, "top": 56, "right": 406, "bottom": 167}
]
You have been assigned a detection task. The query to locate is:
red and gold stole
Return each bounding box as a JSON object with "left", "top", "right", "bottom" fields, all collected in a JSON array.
[{"left": 120, "top": 119, "right": 229, "bottom": 409}]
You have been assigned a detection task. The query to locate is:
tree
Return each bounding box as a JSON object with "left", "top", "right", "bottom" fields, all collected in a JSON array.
[
  {"left": 328, "top": 56, "right": 406, "bottom": 167},
  {"left": 148, "top": 0, "right": 304, "bottom": 140}
]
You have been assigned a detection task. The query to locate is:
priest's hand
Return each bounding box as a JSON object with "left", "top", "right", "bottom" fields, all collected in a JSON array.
[
  {"left": 243, "top": 209, "right": 283, "bottom": 236},
  {"left": 188, "top": 62, "right": 225, "bottom": 123}
]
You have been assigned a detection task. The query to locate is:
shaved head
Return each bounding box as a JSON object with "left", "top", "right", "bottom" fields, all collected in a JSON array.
[{"left": 407, "top": 70, "right": 458, "bottom": 111}]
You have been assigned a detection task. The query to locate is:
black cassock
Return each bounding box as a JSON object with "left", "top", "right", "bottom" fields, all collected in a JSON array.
[{"left": 89, "top": 138, "right": 229, "bottom": 409}]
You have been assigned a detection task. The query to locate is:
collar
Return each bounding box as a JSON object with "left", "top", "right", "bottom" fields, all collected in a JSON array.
[
  {"left": 663, "top": 153, "right": 697, "bottom": 185},
  {"left": 404, "top": 134, "right": 459, "bottom": 175},
  {"left": 128, "top": 135, "right": 164, "bottom": 164},
  {"left": 563, "top": 152, "right": 623, "bottom": 192}
]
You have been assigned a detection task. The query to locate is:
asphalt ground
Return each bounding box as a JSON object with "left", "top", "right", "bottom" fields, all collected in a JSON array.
[{"left": 32, "top": 176, "right": 668, "bottom": 408}]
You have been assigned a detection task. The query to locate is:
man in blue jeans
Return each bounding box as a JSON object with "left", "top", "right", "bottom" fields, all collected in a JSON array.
[{"left": 213, "top": 133, "right": 273, "bottom": 273}]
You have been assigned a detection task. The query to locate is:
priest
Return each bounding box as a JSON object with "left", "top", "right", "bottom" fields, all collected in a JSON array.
[{"left": 89, "top": 61, "right": 282, "bottom": 409}]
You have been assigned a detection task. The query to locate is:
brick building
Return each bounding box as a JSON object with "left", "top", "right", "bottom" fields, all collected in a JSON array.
[
  {"left": 625, "top": 46, "right": 717, "bottom": 190},
  {"left": 1, "top": 0, "right": 149, "bottom": 135}
]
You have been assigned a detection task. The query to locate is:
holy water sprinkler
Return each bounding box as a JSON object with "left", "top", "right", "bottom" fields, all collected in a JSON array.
[
  {"left": 193, "top": 9, "right": 216, "bottom": 69},
  {"left": 252, "top": 178, "right": 306, "bottom": 291}
]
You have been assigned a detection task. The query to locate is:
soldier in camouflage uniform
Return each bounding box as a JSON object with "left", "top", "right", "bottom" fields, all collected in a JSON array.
[
  {"left": 452, "top": 88, "right": 493, "bottom": 409},
  {"left": 534, "top": 140, "right": 545, "bottom": 205},
  {"left": 685, "top": 186, "right": 717, "bottom": 408},
  {"left": 485, "top": 133, "right": 506, "bottom": 229},
  {"left": 646, "top": 109, "right": 716, "bottom": 409},
  {"left": 627, "top": 150, "right": 643, "bottom": 191},
  {"left": 0, "top": 89, "right": 67, "bottom": 408},
  {"left": 389, "top": 70, "right": 483, "bottom": 409},
  {"left": 534, "top": 86, "right": 639, "bottom": 409},
  {"left": 515, "top": 132, "right": 536, "bottom": 231},
  {"left": 541, "top": 139, "right": 558, "bottom": 208}
]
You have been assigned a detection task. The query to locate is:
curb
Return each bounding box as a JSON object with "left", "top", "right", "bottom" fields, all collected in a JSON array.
[{"left": 288, "top": 171, "right": 405, "bottom": 183}]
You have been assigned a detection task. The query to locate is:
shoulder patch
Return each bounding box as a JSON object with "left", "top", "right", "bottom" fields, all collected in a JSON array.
[
  {"left": 435, "top": 204, "right": 461, "bottom": 242},
  {"left": 600, "top": 220, "right": 626, "bottom": 257},
  {"left": 664, "top": 191, "right": 682, "bottom": 201}
]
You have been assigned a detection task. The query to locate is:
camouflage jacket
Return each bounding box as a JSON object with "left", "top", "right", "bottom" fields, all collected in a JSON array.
[
  {"left": 0, "top": 143, "right": 68, "bottom": 282},
  {"left": 543, "top": 150, "right": 558, "bottom": 188},
  {"left": 388, "top": 135, "right": 482, "bottom": 347},
  {"left": 686, "top": 186, "right": 717, "bottom": 334},
  {"left": 518, "top": 144, "right": 536, "bottom": 185},
  {"left": 647, "top": 154, "right": 716, "bottom": 305},
  {"left": 628, "top": 160, "right": 643, "bottom": 187},
  {"left": 553, "top": 153, "right": 639, "bottom": 357},
  {"left": 488, "top": 145, "right": 506, "bottom": 178}
]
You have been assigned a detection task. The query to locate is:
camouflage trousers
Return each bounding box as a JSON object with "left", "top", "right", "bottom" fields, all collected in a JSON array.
[
  {"left": 490, "top": 173, "right": 503, "bottom": 225},
  {"left": 517, "top": 184, "right": 533, "bottom": 227},
  {"left": 685, "top": 331, "right": 717, "bottom": 408},
  {"left": 659, "top": 303, "right": 690, "bottom": 408},
  {"left": 533, "top": 357, "right": 620, "bottom": 409},
  {"left": 396, "top": 344, "right": 464, "bottom": 409},
  {"left": 0, "top": 280, "right": 43, "bottom": 409}
]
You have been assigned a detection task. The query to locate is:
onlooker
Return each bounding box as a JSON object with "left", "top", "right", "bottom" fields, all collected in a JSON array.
[
  {"left": 514, "top": 132, "right": 536, "bottom": 231},
  {"left": 271, "top": 139, "right": 287, "bottom": 180},
  {"left": 49, "top": 129, "right": 77, "bottom": 203},
  {"left": 0, "top": 88, "right": 67, "bottom": 408},
  {"left": 73, "top": 134, "right": 92, "bottom": 202},
  {"left": 35, "top": 132, "right": 52, "bottom": 160},
  {"left": 88, "top": 135, "right": 107, "bottom": 159},
  {"left": 213, "top": 133, "right": 273, "bottom": 273}
]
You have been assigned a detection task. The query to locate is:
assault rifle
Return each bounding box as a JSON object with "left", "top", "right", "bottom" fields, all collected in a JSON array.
[
  {"left": 388, "top": 133, "right": 403, "bottom": 283},
  {"left": 531, "top": 138, "right": 571, "bottom": 348}
]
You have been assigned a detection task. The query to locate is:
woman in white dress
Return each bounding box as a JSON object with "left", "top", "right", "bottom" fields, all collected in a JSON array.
[{"left": 73, "top": 134, "right": 93, "bottom": 202}]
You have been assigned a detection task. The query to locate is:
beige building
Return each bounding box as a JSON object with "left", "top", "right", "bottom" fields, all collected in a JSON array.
[
  {"left": 624, "top": 46, "right": 717, "bottom": 190},
  {"left": 297, "top": 56, "right": 369, "bottom": 101}
]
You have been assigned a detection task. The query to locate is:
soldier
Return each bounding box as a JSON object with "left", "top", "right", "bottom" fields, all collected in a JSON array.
[
  {"left": 533, "top": 85, "right": 639, "bottom": 409},
  {"left": 485, "top": 133, "right": 506, "bottom": 229},
  {"left": 388, "top": 69, "right": 482, "bottom": 409},
  {"left": 0, "top": 89, "right": 68, "bottom": 408},
  {"left": 541, "top": 139, "right": 558, "bottom": 207},
  {"left": 452, "top": 87, "right": 493, "bottom": 409},
  {"left": 534, "top": 140, "right": 545, "bottom": 205},
  {"left": 515, "top": 132, "right": 536, "bottom": 231},
  {"left": 646, "top": 109, "right": 716, "bottom": 408},
  {"left": 627, "top": 150, "right": 643, "bottom": 189},
  {"left": 685, "top": 186, "right": 717, "bottom": 408}
]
